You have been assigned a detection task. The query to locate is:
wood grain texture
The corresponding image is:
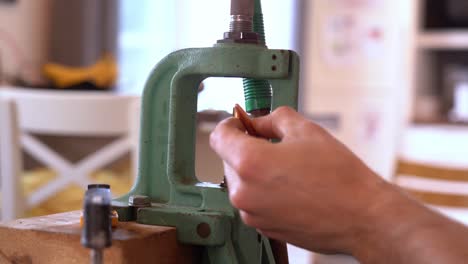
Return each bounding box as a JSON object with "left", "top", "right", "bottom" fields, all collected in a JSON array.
[{"left": 0, "top": 211, "right": 201, "bottom": 264}]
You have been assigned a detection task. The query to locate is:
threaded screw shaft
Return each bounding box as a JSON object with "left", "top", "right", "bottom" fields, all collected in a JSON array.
[{"left": 229, "top": 15, "right": 253, "bottom": 33}]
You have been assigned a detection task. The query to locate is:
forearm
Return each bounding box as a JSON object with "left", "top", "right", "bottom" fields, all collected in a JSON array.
[
  {"left": 211, "top": 108, "right": 468, "bottom": 262},
  {"left": 355, "top": 185, "right": 468, "bottom": 264}
]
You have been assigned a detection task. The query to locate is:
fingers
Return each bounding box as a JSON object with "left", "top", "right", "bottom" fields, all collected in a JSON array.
[
  {"left": 252, "top": 106, "right": 309, "bottom": 139},
  {"left": 210, "top": 118, "right": 271, "bottom": 178},
  {"left": 239, "top": 210, "right": 276, "bottom": 230}
]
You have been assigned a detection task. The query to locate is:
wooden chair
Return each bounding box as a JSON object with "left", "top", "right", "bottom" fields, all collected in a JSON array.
[
  {"left": 395, "top": 125, "right": 468, "bottom": 225},
  {"left": 395, "top": 160, "right": 468, "bottom": 224},
  {"left": 0, "top": 87, "right": 140, "bottom": 221}
]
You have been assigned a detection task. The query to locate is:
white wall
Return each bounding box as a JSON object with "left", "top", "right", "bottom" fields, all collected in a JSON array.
[
  {"left": 301, "top": 0, "right": 414, "bottom": 180},
  {"left": 301, "top": 0, "right": 415, "bottom": 263},
  {"left": 118, "top": 0, "right": 299, "bottom": 111}
]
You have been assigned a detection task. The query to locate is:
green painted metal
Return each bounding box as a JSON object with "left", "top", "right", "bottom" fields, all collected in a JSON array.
[
  {"left": 253, "top": 0, "right": 266, "bottom": 45},
  {"left": 243, "top": 0, "right": 272, "bottom": 113},
  {"left": 113, "top": 43, "right": 300, "bottom": 263}
]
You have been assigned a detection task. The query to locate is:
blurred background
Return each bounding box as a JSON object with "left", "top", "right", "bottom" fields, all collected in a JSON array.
[{"left": 2, "top": 0, "right": 468, "bottom": 263}]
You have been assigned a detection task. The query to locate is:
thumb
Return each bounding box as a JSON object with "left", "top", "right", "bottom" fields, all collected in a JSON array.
[
  {"left": 252, "top": 106, "right": 306, "bottom": 139},
  {"left": 210, "top": 117, "right": 271, "bottom": 169}
]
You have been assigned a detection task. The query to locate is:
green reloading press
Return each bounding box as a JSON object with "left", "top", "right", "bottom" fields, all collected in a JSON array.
[{"left": 113, "top": 0, "right": 299, "bottom": 263}]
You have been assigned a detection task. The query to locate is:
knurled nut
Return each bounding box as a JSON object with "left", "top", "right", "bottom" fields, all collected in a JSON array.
[{"left": 217, "top": 31, "right": 260, "bottom": 44}]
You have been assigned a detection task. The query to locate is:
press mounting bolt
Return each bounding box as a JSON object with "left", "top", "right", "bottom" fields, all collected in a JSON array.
[{"left": 128, "top": 195, "right": 151, "bottom": 208}]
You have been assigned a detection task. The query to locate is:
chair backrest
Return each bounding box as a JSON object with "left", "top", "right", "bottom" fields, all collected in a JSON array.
[
  {"left": 395, "top": 161, "right": 468, "bottom": 208},
  {"left": 0, "top": 96, "right": 24, "bottom": 221},
  {"left": 1, "top": 87, "right": 140, "bottom": 136},
  {"left": 0, "top": 87, "right": 141, "bottom": 221},
  {"left": 395, "top": 125, "right": 468, "bottom": 224}
]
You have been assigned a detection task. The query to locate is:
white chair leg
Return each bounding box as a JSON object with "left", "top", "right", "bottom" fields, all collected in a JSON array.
[
  {"left": 72, "top": 136, "right": 131, "bottom": 189},
  {"left": 21, "top": 133, "right": 73, "bottom": 174},
  {"left": 27, "top": 176, "right": 73, "bottom": 208},
  {"left": 26, "top": 136, "right": 131, "bottom": 207},
  {"left": 0, "top": 99, "right": 24, "bottom": 221},
  {"left": 129, "top": 99, "right": 141, "bottom": 181},
  {"left": 73, "top": 136, "right": 131, "bottom": 177}
]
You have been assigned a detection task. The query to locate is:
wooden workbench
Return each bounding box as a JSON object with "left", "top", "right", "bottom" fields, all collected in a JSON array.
[{"left": 0, "top": 211, "right": 201, "bottom": 263}]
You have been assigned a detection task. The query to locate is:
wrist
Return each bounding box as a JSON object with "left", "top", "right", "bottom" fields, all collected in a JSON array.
[
  {"left": 350, "top": 180, "right": 422, "bottom": 262},
  {"left": 353, "top": 184, "right": 468, "bottom": 264}
]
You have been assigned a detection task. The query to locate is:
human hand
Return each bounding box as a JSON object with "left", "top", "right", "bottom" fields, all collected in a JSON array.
[
  {"left": 211, "top": 106, "right": 468, "bottom": 263},
  {"left": 210, "top": 106, "right": 395, "bottom": 256}
]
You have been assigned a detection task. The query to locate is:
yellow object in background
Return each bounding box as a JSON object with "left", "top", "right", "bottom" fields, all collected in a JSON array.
[
  {"left": 79, "top": 210, "right": 119, "bottom": 228},
  {"left": 22, "top": 168, "right": 132, "bottom": 217},
  {"left": 43, "top": 54, "right": 118, "bottom": 89}
]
